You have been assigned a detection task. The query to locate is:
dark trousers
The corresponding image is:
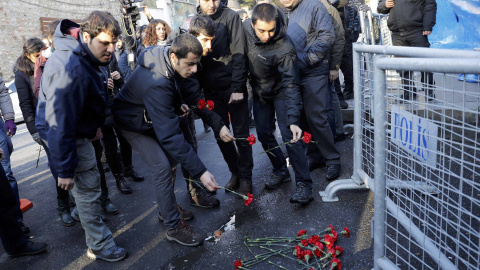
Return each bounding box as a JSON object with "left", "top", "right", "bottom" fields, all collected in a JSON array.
[
  {"left": 178, "top": 113, "right": 201, "bottom": 191},
  {"left": 92, "top": 140, "right": 108, "bottom": 197},
  {"left": 335, "top": 31, "right": 359, "bottom": 99},
  {"left": 392, "top": 31, "right": 434, "bottom": 94},
  {"left": 40, "top": 140, "right": 69, "bottom": 201},
  {"left": 253, "top": 97, "right": 312, "bottom": 186},
  {"left": 205, "top": 90, "right": 253, "bottom": 180},
  {"left": 0, "top": 165, "right": 28, "bottom": 254},
  {"left": 101, "top": 125, "right": 132, "bottom": 175},
  {"left": 300, "top": 74, "right": 341, "bottom": 165}
]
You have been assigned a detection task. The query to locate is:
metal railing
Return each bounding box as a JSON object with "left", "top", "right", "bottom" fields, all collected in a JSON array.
[{"left": 320, "top": 43, "right": 480, "bottom": 269}]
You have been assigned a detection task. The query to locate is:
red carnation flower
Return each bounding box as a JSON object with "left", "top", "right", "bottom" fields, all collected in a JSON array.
[
  {"left": 334, "top": 246, "right": 344, "bottom": 257},
  {"left": 244, "top": 193, "right": 253, "bottom": 206},
  {"left": 308, "top": 235, "right": 321, "bottom": 244},
  {"left": 328, "top": 248, "right": 336, "bottom": 258},
  {"left": 247, "top": 134, "right": 256, "bottom": 145},
  {"left": 207, "top": 100, "right": 214, "bottom": 110},
  {"left": 314, "top": 241, "right": 324, "bottom": 250},
  {"left": 341, "top": 227, "right": 350, "bottom": 238},
  {"left": 324, "top": 234, "right": 335, "bottom": 249},
  {"left": 297, "top": 230, "right": 307, "bottom": 237},
  {"left": 234, "top": 259, "right": 242, "bottom": 269},
  {"left": 302, "top": 131, "right": 312, "bottom": 144},
  {"left": 330, "top": 258, "right": 342, "bottom": 269},
  {"left": 301, "top": 239, "right": 308, "bottom": 247},
  {"left": 330, "top": 230, "right": 338, "bottom": 242},
  {"left": 294, "top": 244, "right": 303, "bottom": 258},
  {"left": 198, "top": 99, "right": 207, "bottom": 109},
  {"left": 314, "top": 247, "right": 323, "bottom": 257}
]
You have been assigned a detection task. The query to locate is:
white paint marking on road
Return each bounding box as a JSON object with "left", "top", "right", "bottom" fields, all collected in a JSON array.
[
  {"left": 14, "top": 161, "right": 47, "bottom": 175},
  {"left": 17, "top": 169, "right": 50, "bottom": 184},
  {"left": 31, "top": 174, "right": 53, "bottom": 185},
  {"left": 61, "top": 205, "right": 158, "bottom": 270}
]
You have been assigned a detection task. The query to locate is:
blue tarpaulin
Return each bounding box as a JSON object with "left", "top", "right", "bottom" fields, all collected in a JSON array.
[{"left": 430, "top": 0, "right": 480, "bottom": 50}]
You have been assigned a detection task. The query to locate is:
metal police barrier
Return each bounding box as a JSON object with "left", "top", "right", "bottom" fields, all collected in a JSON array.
[
  {"left": 320, "top": 43, "right": 480, "bottom": 269},
  {"left": 372, "top": 56, "right": 480, "bottom": 269}
]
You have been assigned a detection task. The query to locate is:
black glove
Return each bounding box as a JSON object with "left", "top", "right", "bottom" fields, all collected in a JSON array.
[{"left": 32, "top": 132, "right": 43, "bottom": 145}]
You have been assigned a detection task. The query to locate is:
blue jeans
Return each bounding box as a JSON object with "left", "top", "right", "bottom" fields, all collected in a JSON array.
[
  {"left": 0, "top": 118, "right": 22, "bottom": 223},
  {"left": 253, "top": 97, "right": 312, "bottom": 186}
]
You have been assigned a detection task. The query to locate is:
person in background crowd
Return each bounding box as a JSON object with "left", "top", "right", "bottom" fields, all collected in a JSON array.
[
  {"left": 41, "top": 34, "right": 50, "bottom": 48},
  {"left": 244, "top": 4, "right": 315, "bottom": 203},
  {"left": 378, "top": 0, "right": 436, "bottom": 101},
  {"left": 306, "top": 0, "right": 346, "bottom": 170},
  {"left": 18, "top": 34, "right": 76, "bottom": 227},
  {"left": 36, "top": 12, "right": 128, "bottom": 262},
  {"left": 237, "top": 9, "right": 248, "bottom": 21},
  {"left": 0, "top": 75, "right": 25, "bottom": 233},
  {"left": 332, "top": 0, "right": 360, "bottom": 104},
  {"left": 0, "top": 148, "right": 48, "bottom": 257},
  {"left": 280, "top": 0, "right": 342, "bottom": 183},
  {"left": 115, "top": 37, "right": 131, "bottom": 81},
  {"left": 197, "top": 0, "right": 253, "bottom": 196},
  {"left": 112, "top": 34, "right": 228, "bottom": 246},
  {"left": 101, "top": 52, "right": 144, "bottom": 198},
  {"left": 137, "top": 19, "right": 172, "bottom": 57}
]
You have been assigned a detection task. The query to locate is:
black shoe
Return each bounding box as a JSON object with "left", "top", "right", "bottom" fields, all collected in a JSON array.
[
  {"left": 166, "top": 221, "right": 204, "bottom": 247},
  {"left": 265, "top": 172, "right": 291, "bottom": 190},
  {"left": 308, "top": 161, "right": 326, "bottom": 172},
  {"left": 340, "top": 99, "right": 349, "bottom": 109},
  {"left": 190, "top": 187, "right": 220, "bottom": 208},
  {"left": 19, "top": 222, "right": 30, "bottom": 234},
  {"left": 159, "top": 205, "right": 194, "bottom": 223},
  {"left": 248, "top": 118, "right": 255, "bottom": 128},
  {"left": 326, "top": 164, "right": 341, "bottom": 181},
  {"left": 115, "top": 174, "right": 133, "bottom": 194},
  {"left": 224, "top": 174, "right": 239, "bottom": 191},
  {"left": 343, "top": 92, "right": 353, "bottom": 100},
  {"left": 237, "top": 179, "right": 252, "bottom": 196},
  {"left": 87, "top": 245, "right": 128, "bottom": 262},
  {"left": 8, "top": 241, "right": 48, "bottom": 257},
  {"left": 290, "top": 183, "right": 313, "bottom": 204},
  {"left": 57, "top": 199, "right": 76, "bottom": 227},
  {"left": 103, "top": 165, "right": 110, "bottom": 173},
  {"left": 123, "top": 166, "right": 144, "bottom": 182},
  {"left": 101, "top": 198, "right": 119, "bottom": 215}
]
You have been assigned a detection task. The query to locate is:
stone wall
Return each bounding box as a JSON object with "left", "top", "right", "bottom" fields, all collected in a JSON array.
[{"left": 0, "top": 0, "right": 123, "bottom": 81}]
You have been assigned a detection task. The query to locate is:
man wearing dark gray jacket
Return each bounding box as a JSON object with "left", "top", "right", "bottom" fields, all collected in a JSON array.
[{"left": 281, "top": 0, "right": 342, "bottom": 181}]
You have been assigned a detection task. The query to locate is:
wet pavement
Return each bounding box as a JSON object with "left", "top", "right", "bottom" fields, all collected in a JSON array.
[{"left": 0, "top": 119, "right": 374, "bottom": 270}]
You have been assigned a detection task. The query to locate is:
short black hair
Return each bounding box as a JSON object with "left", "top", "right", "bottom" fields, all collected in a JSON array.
[
  {"left": 251, "top": 3, "right": 277, "bottom": 25},
  {"left": 80, "top": 11, "right": 121, "bottom": 39},
  {"left": 170, "top": 33, "right": 203, "bottom": 59},
  {"left": 188, "top": 14, "right": 216, "bottom": 37}
]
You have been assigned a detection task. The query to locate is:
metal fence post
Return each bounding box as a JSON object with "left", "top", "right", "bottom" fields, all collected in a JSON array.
[
  {"left": 373, "top": 55, "right": 387, "bottom": 270},
  {"left": 353, "top": 43, "right": 362, "bottom": 184}
]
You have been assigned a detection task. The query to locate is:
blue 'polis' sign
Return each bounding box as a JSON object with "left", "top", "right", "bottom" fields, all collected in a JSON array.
[{"left": 390, "top": 106, "right": 438, "bottom": 168}]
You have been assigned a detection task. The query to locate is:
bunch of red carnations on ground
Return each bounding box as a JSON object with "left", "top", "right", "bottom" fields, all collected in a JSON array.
[{"left": 234, "top": 225, "right": 350, "bottom": 269}]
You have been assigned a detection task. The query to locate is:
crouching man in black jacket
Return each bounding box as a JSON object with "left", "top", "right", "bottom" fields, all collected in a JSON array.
[
  {"left": 243, "top": 4, "right": 313, "bottom": 204},
  {"left": 112, "top": 34, "right": 233, "bottom": 247}
]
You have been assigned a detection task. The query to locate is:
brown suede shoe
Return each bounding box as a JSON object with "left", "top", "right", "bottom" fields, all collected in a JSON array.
[
  {"left": 224, "top": 174, "right": 239, "bottom": 191},
  {"left": 237, "top": 179, "right": 252, "bottom": 196}
]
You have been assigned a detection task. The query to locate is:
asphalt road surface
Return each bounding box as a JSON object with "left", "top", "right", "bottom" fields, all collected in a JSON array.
[{"left": 0, "top": 121, "right": 374, "bottom": 270}]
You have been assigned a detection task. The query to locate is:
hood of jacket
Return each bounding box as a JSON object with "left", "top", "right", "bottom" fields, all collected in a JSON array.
[
  {"left": 137, "top": 45, "right": 175, "bottom": 80},
  {"left": 53, "top": 19, "right": 109, "bottom": 67},
  {"left": 247, "top": 7, "right": 288, "bottom": 46}
]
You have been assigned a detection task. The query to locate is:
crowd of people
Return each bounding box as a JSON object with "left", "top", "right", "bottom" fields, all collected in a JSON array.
[{"left": 0, "top": 0, "right": 436, "bottom": 263}]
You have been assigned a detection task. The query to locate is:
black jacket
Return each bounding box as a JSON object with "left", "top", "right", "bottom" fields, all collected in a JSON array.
[
  {"left": 243, "top": 9, "right": 302, "bottom": 127},
  {"left": 112, "top": 46, "right": 218, "bottom": 179},
  {"left": 283, "top": 0, "right": 335, "bottom": 76},
  {"left": 36, "top": 19, "right": 109, "bottom": 178},
  {"left": 15, "top": 68, "right": 38, "bottom": 135},
  {"left": 103, "top": 54, "right": 124, "bottom": 127},
  {"left": 377, "top": 0, "right": 436, "bottom": 34},
  {"left": 197, "top": 3, "right": 247, "bottom": 94}
]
